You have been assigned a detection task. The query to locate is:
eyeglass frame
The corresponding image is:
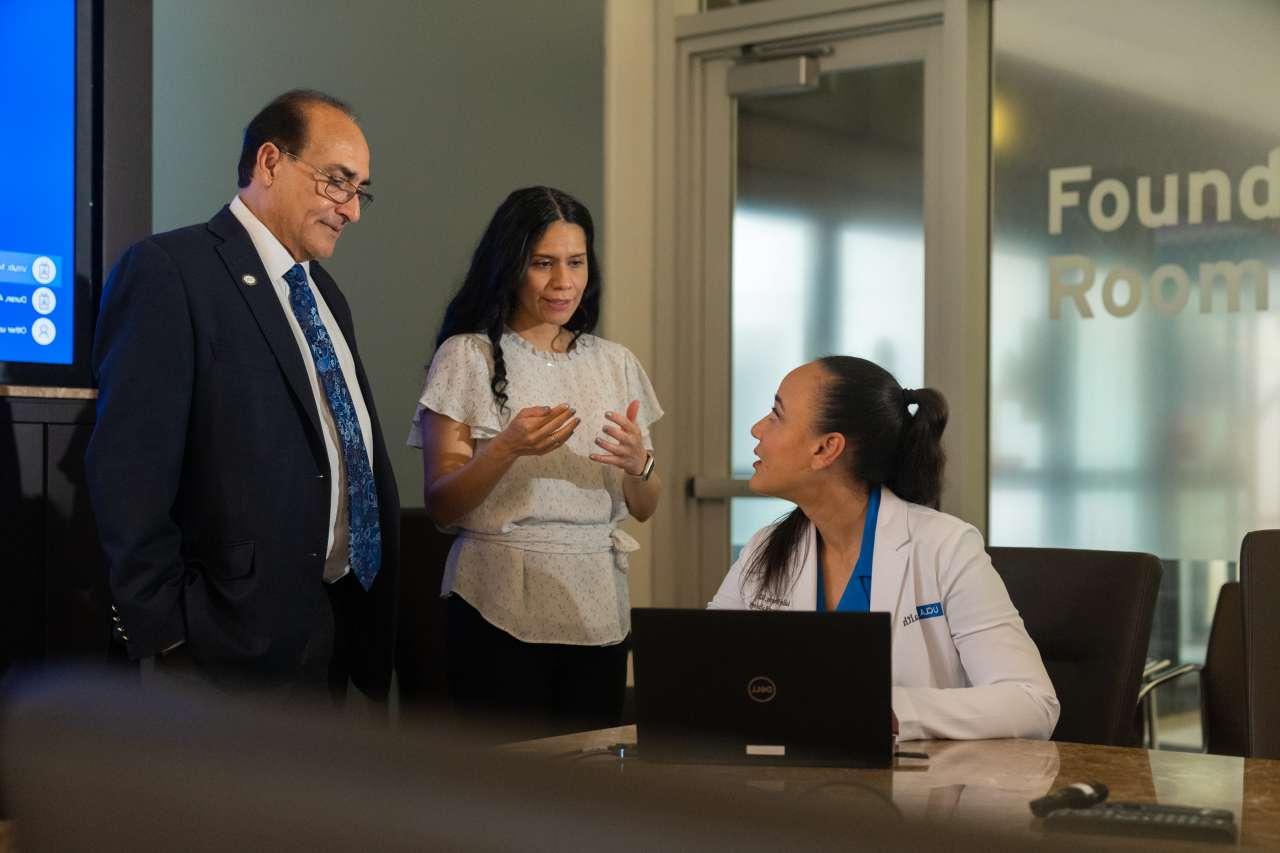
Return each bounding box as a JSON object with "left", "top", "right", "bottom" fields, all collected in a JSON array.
[{"left": 278, "top": 148, "right": 374, "bottom": 210}]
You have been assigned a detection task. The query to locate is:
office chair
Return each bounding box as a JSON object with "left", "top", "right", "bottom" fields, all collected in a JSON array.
[
  {"left": 988, "top": 547, "right": 1162, "bottom": 746},
  {"left": 1240, "top": 531, "right": 1280, "bottom": 759},
  {"left": 394, "top": 508, "right": 455, "bottom": 718},
  {"left": 1137, "top": 656, "right": 1172, "bottom": 747},
  {"left": 1139, "top": 530, "right": 1280, "bottom": 759},
  {"left": 1137, "top": 581, "right": 1246, "bottom": 755}
]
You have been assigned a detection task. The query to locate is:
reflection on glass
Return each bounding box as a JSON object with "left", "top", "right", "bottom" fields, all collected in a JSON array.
[
  {"left": 730, "top": 497, "right": 796, "bottom": 564},
  {"left": 1073, "top": 489, "right": 1142, "bottom": 552},
  {"left": 1178, "top": 559, "right": 1234, "bottom": 664},
  {"left": 989, "top": 251, "right": 1047, "bottom": 475},
  {"left": 988, "top": 487, "right": 1045, "bottom": 547},
  {"left": 838, "top": 229, "right": 923, "bottom": 387},
  {"left": 1071, "top": 309, "right": 1141, "bottom": 473},
  {"left": 730, "top": 62, "right": 925, "bottom": 554},
  {"left": 731, "top": 211, "right": 813, "bottom": 478},
  {"left": 990, "top": 0, "right": 1280, "bottom": 677}
]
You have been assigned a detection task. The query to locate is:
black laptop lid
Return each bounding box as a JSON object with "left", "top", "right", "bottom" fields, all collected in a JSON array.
[{"left": 631, "top": 608, "right": 892, "bottom": 767}]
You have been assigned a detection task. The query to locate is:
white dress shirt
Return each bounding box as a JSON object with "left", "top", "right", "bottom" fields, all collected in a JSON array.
[{"left": 229, "top": 195, "right": 374, "bottom": 583}]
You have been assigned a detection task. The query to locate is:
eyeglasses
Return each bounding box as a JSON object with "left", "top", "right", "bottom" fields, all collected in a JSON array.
[{"left": 280, "top": 149, "right": 374, "bottom": 210}]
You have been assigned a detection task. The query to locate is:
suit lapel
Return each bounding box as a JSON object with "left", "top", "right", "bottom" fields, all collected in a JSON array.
[
  {"left": 207, "top": 206, "right": 323, "bottom": 442},
  {"left": 870, "top": 487, "right": 911, "bottom": 619}
]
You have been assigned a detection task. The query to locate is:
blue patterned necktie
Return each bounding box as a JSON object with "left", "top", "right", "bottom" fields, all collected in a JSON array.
[{"left": 283, "top": 263, "right": 381, "bottom": 590}]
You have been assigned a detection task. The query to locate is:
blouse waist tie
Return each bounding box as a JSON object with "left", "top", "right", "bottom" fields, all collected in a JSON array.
[{"left": 458, "top": 524, "right": 640, "bottom": 568}]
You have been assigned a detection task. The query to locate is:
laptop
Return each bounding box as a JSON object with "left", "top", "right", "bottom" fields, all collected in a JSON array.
[{"left": 631, "top": 608, "right": 893, "bottom": 767}]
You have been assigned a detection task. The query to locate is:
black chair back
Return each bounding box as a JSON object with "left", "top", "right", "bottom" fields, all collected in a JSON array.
[
  {"left": 988, "top": 547, "right": 1161, "bottom": 746},
  {"left": 395, "top": 508, "right": 455, "bottom": 716},
  {"left": 1202, "top": 581, "right": 1247, "bottom": 756},
  {"left": 1240, "top": 531, "right": 1280, "bottom": 759}
]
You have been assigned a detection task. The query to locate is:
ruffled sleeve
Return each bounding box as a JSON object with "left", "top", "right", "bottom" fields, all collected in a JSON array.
[
  {"left": 623, "top": 348, "right": 664, "bottom": 450},
  {"left": 406, "top": 334, "right": 504, "bottom": 448}
]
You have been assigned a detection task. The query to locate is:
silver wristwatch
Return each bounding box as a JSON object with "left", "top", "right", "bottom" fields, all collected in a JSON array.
[{"left": 634, "top": 451, "right": 656, "bottom": 481}]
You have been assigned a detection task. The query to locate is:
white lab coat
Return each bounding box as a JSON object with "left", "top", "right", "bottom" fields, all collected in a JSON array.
[{"left": 708, "top": 488, "right": 1060, "bottom": 741}]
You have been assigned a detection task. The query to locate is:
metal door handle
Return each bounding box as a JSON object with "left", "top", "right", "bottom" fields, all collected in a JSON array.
[{"left": 687, "top": 477, "right": 755, "bottom": 499}]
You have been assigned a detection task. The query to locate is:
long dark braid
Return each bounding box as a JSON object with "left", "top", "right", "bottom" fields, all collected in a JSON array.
[{"left": 485, "top": 317, "right": 509, "bottom": 413}]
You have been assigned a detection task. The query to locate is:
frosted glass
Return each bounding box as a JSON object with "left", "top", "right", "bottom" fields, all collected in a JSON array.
[{"left": 990, "top": 0, "right": 1280, "bottom": 670}]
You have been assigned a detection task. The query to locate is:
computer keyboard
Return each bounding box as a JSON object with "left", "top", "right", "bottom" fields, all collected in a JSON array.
[{"left": 1042, "top": 801, "right": 1238, "bottom": 844}]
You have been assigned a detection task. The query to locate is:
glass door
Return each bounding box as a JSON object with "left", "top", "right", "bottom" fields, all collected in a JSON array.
[
  {"left": 682, "top": 23, "right": 946, "bottom": 596},
  {"left": 728, "top": 53, "right": 929, "bottom": 559}
]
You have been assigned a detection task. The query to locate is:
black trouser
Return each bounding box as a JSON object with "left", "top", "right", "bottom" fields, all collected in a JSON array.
[
  {"left": 445, "top": 596, "right": 628, "bottom": 742},
  {"left": 302, "top": 571, "right": 361, "bottom": 705}
]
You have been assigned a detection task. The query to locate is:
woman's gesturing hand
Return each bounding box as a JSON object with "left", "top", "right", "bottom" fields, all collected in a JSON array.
[
  {"left": 491, "top": 404, "right": 579, "bottom": 459},
  {"left": 590, "top": 399, "right": 648, "bottom": 475}
]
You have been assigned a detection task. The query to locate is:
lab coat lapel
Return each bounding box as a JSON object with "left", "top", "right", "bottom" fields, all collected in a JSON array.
[{"left": 870, "top": 488, "right": 911, "bottom": 618}]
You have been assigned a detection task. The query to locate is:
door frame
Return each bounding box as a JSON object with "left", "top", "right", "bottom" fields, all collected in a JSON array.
[{"left": 603, "top": 0, "right": 991, "bottom": 608}]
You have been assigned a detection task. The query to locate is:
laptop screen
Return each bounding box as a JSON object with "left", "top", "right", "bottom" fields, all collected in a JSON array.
[{"left": 631, "top": 608, "right": 893, "bottom": 767}]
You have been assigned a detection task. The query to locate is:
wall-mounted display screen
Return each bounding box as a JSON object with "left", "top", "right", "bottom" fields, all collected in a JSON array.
[{"left": 0, "top": 0, "right": 76, "bottom": 366}]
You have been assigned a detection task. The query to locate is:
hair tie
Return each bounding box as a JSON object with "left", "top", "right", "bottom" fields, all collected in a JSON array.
[{"left": 902, "top": 388, "right": 919, "bottom": 408}]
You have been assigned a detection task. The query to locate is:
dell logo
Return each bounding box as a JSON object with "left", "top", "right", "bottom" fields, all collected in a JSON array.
[{"left": 747, "top": 676, "right": 777, "bottom": 703}]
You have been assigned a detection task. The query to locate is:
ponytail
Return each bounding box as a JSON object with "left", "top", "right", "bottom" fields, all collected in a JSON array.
[
  {"left": 485, "top": 320, "right": 510, "bottom": 414},
  {"left": 890, "top": 387, "right": 948, "bottom": 508},
  {"left": 740, "top": 358, "right": 950, "bottom": 599}
]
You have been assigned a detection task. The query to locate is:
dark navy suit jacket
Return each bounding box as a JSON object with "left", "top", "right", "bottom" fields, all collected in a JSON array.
[{"left": 86, "top": 205, "right": 399, "bottom": 698}]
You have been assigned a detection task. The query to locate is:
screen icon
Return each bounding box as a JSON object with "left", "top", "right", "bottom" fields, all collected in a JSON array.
[
  {"left": 32, "top": 286, "right": 56, "bottom": 315},
  {"left": 32, "top": 256, "right": 57, "bottom": 285},
  {"left": 31, "top": 317, "right": 57, "bottom": 346}
]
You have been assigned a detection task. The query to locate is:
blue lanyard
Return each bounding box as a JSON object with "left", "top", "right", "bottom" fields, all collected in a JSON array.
[{"left": 816, "top": 485, "right": 881, "bottom": 613}]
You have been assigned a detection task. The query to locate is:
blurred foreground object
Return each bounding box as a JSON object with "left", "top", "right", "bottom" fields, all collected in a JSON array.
[{"left": 0, "top": 668, "right": 1063, "bottom": 852}]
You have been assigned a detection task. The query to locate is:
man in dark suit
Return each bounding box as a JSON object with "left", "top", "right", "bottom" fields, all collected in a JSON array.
[{"left": 86, "top": 90, "right": 399, "bottom": 702}]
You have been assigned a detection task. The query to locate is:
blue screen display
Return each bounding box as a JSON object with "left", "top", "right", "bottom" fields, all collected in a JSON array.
[{"left": 0, "top": 0, "right": 76, "bottom": 366}]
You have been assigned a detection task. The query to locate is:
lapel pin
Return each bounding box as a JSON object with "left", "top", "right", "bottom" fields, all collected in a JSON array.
[{"left": 241, "top": 274, "right": 258, "bottom": 286}]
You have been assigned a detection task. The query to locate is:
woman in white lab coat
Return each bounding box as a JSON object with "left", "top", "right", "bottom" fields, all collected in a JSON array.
[{"left": 709, "top": 357, "right": 1059, "bottom": 741}]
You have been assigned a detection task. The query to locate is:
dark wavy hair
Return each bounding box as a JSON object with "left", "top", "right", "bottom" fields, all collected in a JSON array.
[
  {"left": 237, "top": 89, "right": 356, "bottom": 188},
  {"left": 742, "top": 356, "right": 949, "bottom": 604},
  {"left": 433, "top": 186, "right": 601, "bottom": 413}
]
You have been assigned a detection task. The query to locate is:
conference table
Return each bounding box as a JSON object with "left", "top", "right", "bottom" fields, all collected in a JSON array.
[
  {"left": 507, "top": 725, "right": 1280, "bottom": 848},
  {"left": 4, "top": 726, "right": 1278, "bottom": 850}
]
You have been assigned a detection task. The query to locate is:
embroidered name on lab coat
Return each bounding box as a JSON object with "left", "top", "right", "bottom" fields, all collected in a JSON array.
[{"left": 750, "top": 592, "right": 791, "bottom": 611}]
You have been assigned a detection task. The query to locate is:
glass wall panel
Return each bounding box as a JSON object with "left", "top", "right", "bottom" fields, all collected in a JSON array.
[{"left": 991, "top": 0, "right": 1280, "bottom": 700}]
